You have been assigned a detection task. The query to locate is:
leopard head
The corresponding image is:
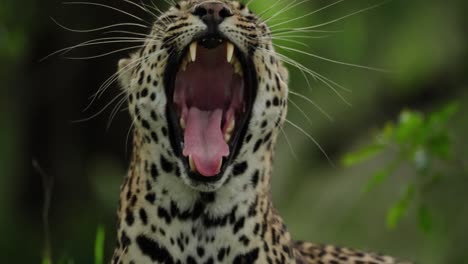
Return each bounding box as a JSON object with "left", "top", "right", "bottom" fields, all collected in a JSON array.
[{"left": 118, "top": 0, "right": 288, "bottom": 192}]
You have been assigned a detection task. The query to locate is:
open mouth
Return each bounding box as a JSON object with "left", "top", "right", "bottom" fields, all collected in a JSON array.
[{"left": 165, "top": 36, "right": 257, "bottom": 182}]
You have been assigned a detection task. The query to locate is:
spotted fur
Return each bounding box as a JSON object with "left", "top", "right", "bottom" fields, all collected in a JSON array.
[{"left": 112, "top": 1, "right": 412, "bottom": 263}]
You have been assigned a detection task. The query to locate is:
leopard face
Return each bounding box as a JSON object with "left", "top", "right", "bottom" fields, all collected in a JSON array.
[{"left": 118, "top": 0, "right": 288, "bottom": 192}]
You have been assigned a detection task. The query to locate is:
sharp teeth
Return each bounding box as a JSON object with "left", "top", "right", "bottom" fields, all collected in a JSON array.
[
  {"left": 226, "top": 119, "right": 235, "bottom": 134},
  {"left": 181, "top": 59, "right": 188, "bottom": 71},
  {"left": 189, "top": 155, "right": 197, "bottom": 172},
  {"left": 180, "top": 118, "right": 186, "bottom": 129},
  {"left": 216, "top": 160, "right": 223, "bottom": 173},
  {"left": 189, "top": 42, "right": 197, "bottom": 62},
  {"left": 227, "top": 42, "right": 234, "bottom": 63},
  {"left": 224, "top": 133, "right": 231, "bottom": 143},
  {"left": 233, "top": 59, "right": 242, "bottom": 76}
]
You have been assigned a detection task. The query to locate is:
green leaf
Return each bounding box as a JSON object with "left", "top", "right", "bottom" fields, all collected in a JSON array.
[
  {"left": 386, "top": 184, "right": 416, "bottom": 229},
  {"left": 428, "top": 102, "right": 459, "bottom": 127},
  {"left": 427, "top": 132, "right": 452, "bottom": 159},
  {"left": 395, "top": 110, "right": 426, "bottom": 145},
  {"left": 363, "top": 164, "right": 396, "bottom": 193},
  {"left": 341, "top": 144, "right": 384, "bottom": 167},
  {"left": 422, "top": 173, "right": 443, "bottom": 192},
  {"left": 94, "top": 226, "right": 105, "bottom": 264},
  {"left": 56, "top": 252, "right": 74, "bottom": 264},
  {"left": 41, "top": 258, "right": 52, "bottom": 264},
  {"left": 418, "top": 205, "right": 432, "bottom": 233},
  {"left": 380, "top": 122, "right": 395, "bottom": 141}
]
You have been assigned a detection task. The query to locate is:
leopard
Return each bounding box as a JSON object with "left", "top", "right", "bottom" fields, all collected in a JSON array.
[{"left": 111, "top": 0, "right": 412, "bottom": 263}]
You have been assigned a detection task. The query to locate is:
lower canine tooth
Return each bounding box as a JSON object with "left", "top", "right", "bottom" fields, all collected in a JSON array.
[
  {"left": 234, "top": 61, "right": 242, "bottom": 75},
  {"left": 226, "top": 119, "right": 235, "bottom": 133},
  {"left": 216, "top": 160, "right": 223, "bottom": 173},
  {"left": 189, "top": 156, "right": 197, "bottom": 172},
  {"left": 224, "top": 133, "right": 231, "bottom": 142}
]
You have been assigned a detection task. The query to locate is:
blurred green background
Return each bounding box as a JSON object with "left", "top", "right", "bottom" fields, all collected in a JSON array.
[{"left": 1, "top": 0, "right": 467, "bottom": 263}]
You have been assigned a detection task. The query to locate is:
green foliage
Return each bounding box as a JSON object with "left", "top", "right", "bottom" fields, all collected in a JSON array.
[
  {"left": 386, "top": 184, "right": 415, "bottom": 230},
  {"left": 341, "top": 144, "right": 384, "bottom": 167},
  {"left": 342, "top": 103, "right": 460, "bottom": 232},
  {"left": 94, "top": 226, "right": 105, "bottom": 264},
  {"left": 41, "top": 226, "right": 105, "bottom": 264},
  {"left": 41, "top": 257, "right": 52, "bottom": 264}
]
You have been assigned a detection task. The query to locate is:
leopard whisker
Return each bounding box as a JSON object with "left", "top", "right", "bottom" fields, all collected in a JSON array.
[
  {"left": 290, "top": 0, "right": 390, "bottom": 30},
  {"left": 125, "top": 121, "right": 136, "bottom": 157},
  {"left": 311, "top": 72, "right": 353, "bottom": 106},
  {"left": 92, "top": 39, "right": 171, "bottom": 105},
  {"left": 94, "top": 52, "right": 155, "bottom": 99},
  {"left": 63, "top": 1, "right": 149, "bottom": 24},
  {"left": 268, "top": 37, "right": 310, "bottom": 48},
  {"left": 288, "top": 98, "right": 315, "bottom": 126},
  {"left": 256, "top": 46, "right": 341, "bottom": 119},
  {"left": 103, "top": 30, "right": 151, "bottom": 38},
  {"left": 286, "top": 57, "right": 352, "bottom": 104},
  {"left": 85, "top": 53, "right": 154, "bottom": 111},
  {"left": 276, "top": 50, "right": 352, "bottom": 94},
  {"left": 50, "top": 17, "right": 148, "bottom": 33},
  {"left": 160, "top": 0, "right": 177, "bottom": 8},
  {"left": 144, "top": 3, "right": 173, "bottom": 27},
  {"left": 265, "top": 48, "right": 352, "bottom": 105},
  {"left": 121, "top": 0, "right": 157, "bottom": 19},
  {"left": 64, "top": 44, "right": 145, "bottom": 60},
  {"left": 71, "top": 37, "right": 162, "bottom": 51},
  {"left": 269, "top": 0, "right": 345, "bottom": 29},
  {"left": 306, "top": 68, "right": 351, "bottom": 93},
  {"left": 275, "top": 43, "right": 388, "bottom": 72},
  {"left": 245, "top": 0, "right": 256, "bottom": 7},
  {"left": 280, "top": 126, "right": 299, "bottom": 160},
  {"left": 285, "top": 119, "right": 334, "bottom": 166},
  {"left": 41, "top": 37, "right": 152, "bottom": 62},
  {"left": 274, "top": 49, "right": 351, "bottom": 94},
  {"left": 146, "top": 1, "right": 171, "bottom": 24},
  {"left": 289, "top": 91, "right": 333, "bottom": 122},
  {"left": 261, "top": 0, "right": 297, "bottom": 22},
  {"left": 254, "top": 0, "right": 288, "bottom": 20},
  {"left": 107, "top": 92, "right": 130, "bottom": 130},
  {"left": 271, "top": 28, "right": 342, "bottom": 34},
  {"left": 71, "top": 89, "right": 128, "bottom": 124},
  {"left": 263, "top": 0, "right": 307, "bottom": 24},
  {"left": 258, "top": 35, "right": 330, "bottom": 49},
  {"left": 266, "top": 34, "right": 332, "bottom": 40},
  {"left": 56, "top": 39, "right": 149, "bottom": 56}
]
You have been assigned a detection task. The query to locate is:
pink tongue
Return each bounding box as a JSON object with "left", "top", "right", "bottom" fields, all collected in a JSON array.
[{"left": 183, "top": 108, "right": 229, "bottom": 176}]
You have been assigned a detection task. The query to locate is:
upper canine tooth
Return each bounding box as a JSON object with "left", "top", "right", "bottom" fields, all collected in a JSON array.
[
  {"left": 227, "top": 42, "right": 234, "bottom": 63},
  {"left": 190, "top": 42, "right": 197, "bottom": 62}
]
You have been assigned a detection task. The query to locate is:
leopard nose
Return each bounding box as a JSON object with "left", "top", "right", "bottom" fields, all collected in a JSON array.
[{"left": 193, "top": 1, "right": 233, "bottom": 27}]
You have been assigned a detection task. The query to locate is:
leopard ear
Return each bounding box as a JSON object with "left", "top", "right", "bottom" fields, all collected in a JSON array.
[{"left": 118, "top": 58, "right": 133, "bottom": 89}]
